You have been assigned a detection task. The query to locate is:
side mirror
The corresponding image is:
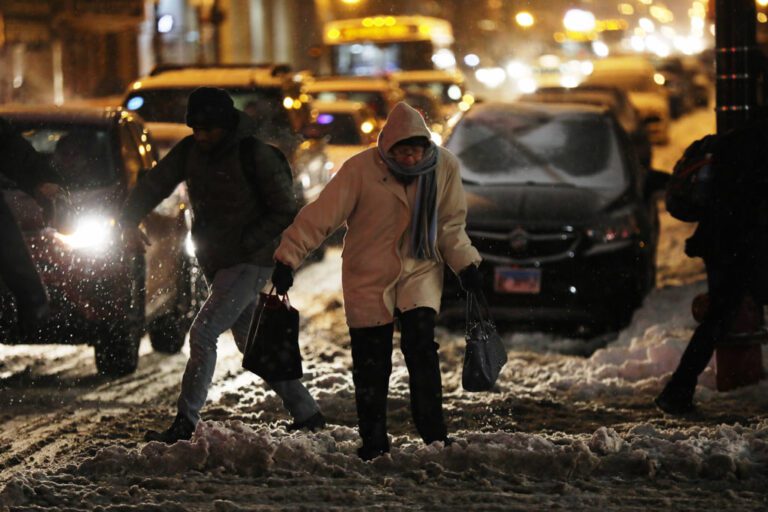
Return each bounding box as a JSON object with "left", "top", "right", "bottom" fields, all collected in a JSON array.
[{"left": 645, "top": 169, "right": 670, "bottom": 197}]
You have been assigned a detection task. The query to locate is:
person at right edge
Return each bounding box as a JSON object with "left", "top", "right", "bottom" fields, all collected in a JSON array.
[
  {"left": 655, "top": 118, "right": 768, "bottom": 415},
  {"left": 271, "top": 102, "right": 482, "bottom": 461}
]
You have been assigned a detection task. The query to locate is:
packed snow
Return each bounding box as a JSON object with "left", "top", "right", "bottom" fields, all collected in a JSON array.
[{"left": 1, "top": 108, "right": 767, "bottom": 511}]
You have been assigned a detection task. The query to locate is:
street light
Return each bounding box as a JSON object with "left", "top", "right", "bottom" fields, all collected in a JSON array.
[
  {"left": 563, "top": 9, "right": 596, "bottom": 33},
  {"left": 515, "top": 11, "right": 535, "bottom": 28}
]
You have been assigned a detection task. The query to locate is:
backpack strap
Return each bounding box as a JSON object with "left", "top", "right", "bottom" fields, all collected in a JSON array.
[{"left": 238, "top": 136, "right": 293, "bottom": 193}]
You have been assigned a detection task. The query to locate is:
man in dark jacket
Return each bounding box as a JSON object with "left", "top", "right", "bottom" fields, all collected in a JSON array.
[
  {"left": 655, "top": 119, "right": 768, "bottom": 414},
  {"left": 120, "top": 87, "right": 324, "bottom": 443},
  {"left": 0, "top": 117, "right": 63, "bottom": 336}
]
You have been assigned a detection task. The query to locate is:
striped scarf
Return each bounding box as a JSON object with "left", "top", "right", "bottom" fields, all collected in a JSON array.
[{"left": 378, "top": 142, "right": 439, "bottom": 259}]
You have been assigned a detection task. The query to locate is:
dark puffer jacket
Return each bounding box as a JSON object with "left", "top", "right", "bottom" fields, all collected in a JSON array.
[{"left": 120, "top": 111, "right": 298, "bottom": 277}]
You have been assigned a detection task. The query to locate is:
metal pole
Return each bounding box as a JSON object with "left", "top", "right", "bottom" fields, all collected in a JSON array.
[{"left": 715, "top": 0, "right": 758, "bottom": 133}]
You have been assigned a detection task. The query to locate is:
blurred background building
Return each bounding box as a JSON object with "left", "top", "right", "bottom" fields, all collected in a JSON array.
[{"left": 5, "top": 1, "right": 768, "bottom": 105}]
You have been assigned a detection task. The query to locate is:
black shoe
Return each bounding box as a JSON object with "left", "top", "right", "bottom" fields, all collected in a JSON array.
[
  {"left": 145, "top": 413, "right": 195, "bottom": 444},
  {"left": 287, "top": 411, "right": 326, "bottom": 432},
  {"left": 654, "top": 389, "right": 696, "bottom": 416},
  {"left": 357, "top": 443, "right": 390, "bottom": 461}
]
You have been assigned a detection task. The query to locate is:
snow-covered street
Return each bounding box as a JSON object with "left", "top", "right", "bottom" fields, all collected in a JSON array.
[{"left": 2, "top": 108, "right": 767, "bottom": 511}]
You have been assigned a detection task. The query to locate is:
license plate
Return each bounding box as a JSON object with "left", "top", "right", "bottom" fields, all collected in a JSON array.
[{"left": 494, "top": 267, "right": 541, "bottom": 294}]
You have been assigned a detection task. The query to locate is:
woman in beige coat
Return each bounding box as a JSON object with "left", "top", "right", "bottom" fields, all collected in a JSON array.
[{"left": 272, "top": 102, "right": 482, "bottom": 460}]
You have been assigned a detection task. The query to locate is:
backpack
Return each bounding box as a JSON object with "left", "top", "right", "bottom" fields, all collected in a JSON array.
[{"left": 665, "top": 134, "right": 719, "bottom": 222}]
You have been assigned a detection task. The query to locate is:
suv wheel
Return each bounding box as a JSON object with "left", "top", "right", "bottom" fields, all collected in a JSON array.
[
  {"left": 94, "top": 256, "right": 145, "bottom": 377},
  {"left": 149, "top": 258, "right": 206, "bottom": 354}
]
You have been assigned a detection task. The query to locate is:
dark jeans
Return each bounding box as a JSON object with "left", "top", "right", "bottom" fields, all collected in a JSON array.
[
  {"left": 349, "top": 307, "right": 447, "bottom": 449},
  {"left": 665, "top": 260, "right": 748, "bottom": 396}
]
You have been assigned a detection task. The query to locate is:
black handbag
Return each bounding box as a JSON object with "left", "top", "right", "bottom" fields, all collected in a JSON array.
[
  {"left": 462, "top": 290, "right": 507, "bottom": 392},
  {"left": 242, "top": 289, "right": 303, "bottom": 382}
]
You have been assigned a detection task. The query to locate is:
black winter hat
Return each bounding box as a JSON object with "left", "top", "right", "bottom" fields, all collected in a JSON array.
[{"left": 185, "top": 87, "right": 237, "bottom": 129}]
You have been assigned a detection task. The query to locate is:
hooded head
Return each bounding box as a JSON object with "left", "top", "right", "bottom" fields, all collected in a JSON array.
[
  {"left": 377, "top": 102, "right": 432, "bottom": 155},
  {"left": 185, "top": 87, "right": 238, "bottom": 130}
]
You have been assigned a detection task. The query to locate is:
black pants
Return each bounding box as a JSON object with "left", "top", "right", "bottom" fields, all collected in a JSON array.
[
  {"left": 665, "top": 260, "right": 747, "bottom": 397},
  {"left": 350, "top": 307, "right": 447, "bottom": 449}
]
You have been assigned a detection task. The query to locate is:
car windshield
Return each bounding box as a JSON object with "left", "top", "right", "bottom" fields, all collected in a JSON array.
[
  {"left": 314, "top": 112, "right": 362, "bottom": 145},
  {"left": 445, "top": 107, "right": 627, "bottom": 190},
  {"left": 402, "top": 82, "right": 462, "bottom": 104},
  {"left": 125, "top": 87, "right": 289, "bottom": 127},
  {"left": 314, "top": 91, "right": 388, "bottom": 118},
  {"left": 18, "top": 125, "right": 116, "bottom": 189}
]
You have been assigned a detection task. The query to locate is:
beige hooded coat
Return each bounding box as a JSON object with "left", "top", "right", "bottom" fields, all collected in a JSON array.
[{"left": 275, "top": 102, "right": 481, "bottom": 328}]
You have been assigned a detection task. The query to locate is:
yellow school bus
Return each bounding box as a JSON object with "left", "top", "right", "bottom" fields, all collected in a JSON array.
[{"left": 323, "top": 15, "right": 455, "bottom": 76}]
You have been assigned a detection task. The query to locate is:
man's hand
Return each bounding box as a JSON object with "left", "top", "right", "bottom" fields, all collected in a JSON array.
[
  {"left": 458, "top": 264, "right": 483, "bottom": 294},
  {"left": 271, "top": 260, "right": 294, "bottom": 295},
  {"left": 121, "top": 225, "right": 151, "bottom": 254}
]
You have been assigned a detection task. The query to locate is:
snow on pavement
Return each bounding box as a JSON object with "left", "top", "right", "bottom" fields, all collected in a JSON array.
[{"left": 2, "top": 107, "right": 767, "bottom": 511}]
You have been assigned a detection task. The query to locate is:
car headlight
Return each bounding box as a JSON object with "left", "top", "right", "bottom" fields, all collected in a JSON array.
[
  {"left": 54, "top": 215, "right": 116, "bottom": 253},
  {"left": 185, "top": 231, "right": 196, "bottom": 257}
]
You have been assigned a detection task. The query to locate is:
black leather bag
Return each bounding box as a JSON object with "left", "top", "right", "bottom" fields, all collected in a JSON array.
[
  {"left": 243, "top": 290, "right": 303, "bottom": 381},
  {"left": 462, "top": 290, "right": 507, "bottom": 392}
]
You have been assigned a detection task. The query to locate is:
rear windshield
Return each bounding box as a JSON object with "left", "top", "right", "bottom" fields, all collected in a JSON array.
[
  {"left": 445, "top": 107, "right": 627, "bottom": 190},
  {"left": 18, "top": 125, "right": 116, "bottom": 189},
  {"left": 125, "top": 87, "right": 290, "bottom": 128},
  {"left": 313, "top": 91, "right": 388, "bottom": 119},
  {"left": 314, "top": 112, "right": 361, "bottom": 145}
]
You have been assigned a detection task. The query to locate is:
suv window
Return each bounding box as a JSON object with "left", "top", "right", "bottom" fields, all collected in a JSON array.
[{"left": 18, "top": 124, "right": 116, "bottom": 189}]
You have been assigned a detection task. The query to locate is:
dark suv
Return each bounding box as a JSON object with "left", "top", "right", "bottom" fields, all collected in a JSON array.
[
  {"left": 440, "top": 102, "right": 668, "bottom": 333},
  {"left": 0, "top": 106, "right": 202, "bottom": 376}
]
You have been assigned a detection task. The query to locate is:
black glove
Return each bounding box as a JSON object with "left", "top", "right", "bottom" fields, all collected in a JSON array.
[
  {"left": 271, "top": 261, "right": 294, "bottom": 295},
  {"left": 458, "top": 264, "right": 482, "bottom": 293}
]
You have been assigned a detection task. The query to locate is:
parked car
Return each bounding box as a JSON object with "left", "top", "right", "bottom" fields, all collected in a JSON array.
[
  {"left": 583, "top": 56, "right": 670, "bottom": 145},
  {"left": 302, "top": 76, "right": 404, "bottom": 122},
  {"left": 0, "top": 106, "right": 202, "bottom": 376},
  {"left": 306, "top": 100, "right": 378, "bottom": 176},
  {"left": 122, "top": 63, "right": 330, "bottom": 204},
  {"left": 440, "top": 102, "right": 668, "bottom": 333},
  {"left": 652, "top": 56, "right": 696, "bottom": 118},
  {"left": 518, "top": 85, "right": 653, "bottom": 168}
]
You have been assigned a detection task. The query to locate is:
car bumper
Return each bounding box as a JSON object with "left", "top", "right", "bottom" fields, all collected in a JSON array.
[
  {"left": 441, "top": 241, "right": 647, "bottom": 325},
  {"left": 0, "top": 233, "right": 136, "bottom": 344}
]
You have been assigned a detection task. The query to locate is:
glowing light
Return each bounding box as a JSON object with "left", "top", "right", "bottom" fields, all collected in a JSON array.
[
  {"left": 157, "top": 14, "right": 174, "bottom": 34},
  {"left": 560, "top": 75, "right": 581, "bottom": 89},
  {"left": 317, "top": 114, "right": 334, "bottom": 125},
  {"left": 475, "top": 67, "right": 506, "bottom": 89},
  {"left": 638, "top": 18, "right": 655, "bottom": 33},
  {"left": 326, "top": 28, "right": 341, "bottom": 40},
  {"left": 432, "top": 49, "right": 456, "bottom": 70},
  {"left": 759, "top": 0, "right": 768, "bottom": 7},
  {"left": 515, "top": 11, "right": 535, "bottom": 28},
  {"left": 563, "top": 9, "right": 596, "bottom": 33},
  {"left": 654, "top": 73, "right": 666, "bottom": 85},
  {"left": 517, "top": 77, "right": 537, "bottom": 94},
  {"left": 447, "top": 85, "right": 463, "bottom": 101},
  {"left": 592, "top": 40, "right": 609, "bottom": 57},
  {"left": 759, "top": 12, "right": 768, "bottom": 23},
  {"left": 132, "top": 81, "right": 142, "bottom": 90},
  {"left": 126, "top": 96, "right": 144, "bottom": 110},
  {"left": 505, "top": 60, "right": 531, "bottom": 78},
  {"left": 361, "top": 121, "right": 374, "bottom": 134},
  {"left": 464, "top": 53, "right": 480, "bottom": 67},
  {"left": 54, "top": 216, "right": 114, "bottom": 253},
  {"left": 341, "top": 0, "right": 360, "bottom": 4},
  {"left": 283, "top": 97, "right": 294, "bottom": 109},
  {"left": 618, "top": 3, "right": 634, "bottom": 15}
]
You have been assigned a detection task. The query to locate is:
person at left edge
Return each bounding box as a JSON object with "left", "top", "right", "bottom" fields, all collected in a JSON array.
[
  {"left": 118, "top": 87, "right": 324, "bottom": 444},
  {"left": 0, "top": 116, "right": 65, "bottom": 337}
]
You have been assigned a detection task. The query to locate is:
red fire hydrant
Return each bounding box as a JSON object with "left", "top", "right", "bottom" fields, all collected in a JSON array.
[{"left": 692, "top": 293, "right": 766, "bottom": 391}]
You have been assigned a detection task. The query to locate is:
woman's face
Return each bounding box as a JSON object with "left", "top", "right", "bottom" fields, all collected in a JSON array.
[{"left": 390, "top": 144, "right": 425, "bottom": 167}]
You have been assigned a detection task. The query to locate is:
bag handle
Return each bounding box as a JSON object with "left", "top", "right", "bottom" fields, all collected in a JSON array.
[
  {"left": 264, "top": 286, "right": 292, "bottom": 309},
  {"left": 465, "top": 290, "right": 494, "bottom": 339}
]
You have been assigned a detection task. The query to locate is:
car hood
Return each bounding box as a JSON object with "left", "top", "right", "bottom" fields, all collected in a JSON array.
[{"left": 464, "top": 183, "right": 622, "bottom": 228}]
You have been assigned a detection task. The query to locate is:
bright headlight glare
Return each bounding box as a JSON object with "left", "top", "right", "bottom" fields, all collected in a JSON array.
[{"left": 54, "top": 216, "right": 115, "bottom": 252}]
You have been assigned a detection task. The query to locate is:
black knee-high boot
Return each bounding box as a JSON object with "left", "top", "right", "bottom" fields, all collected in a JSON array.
[
  {"left": 350, "top": 323, "right": 393, "bottom": 459},
  {"left": 398, "top": 307, "right": 448, "bottom": 444}
]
